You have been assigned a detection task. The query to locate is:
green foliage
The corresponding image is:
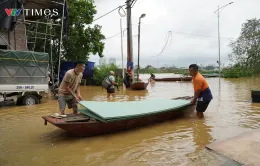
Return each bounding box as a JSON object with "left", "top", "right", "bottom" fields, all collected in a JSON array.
[
  {"left": 173, "top": 69, "right": 218, "bottom": 76},
  {"left": 92, "top": 64, "right": 122, "bottom": 86},
  {"left": 137, "top": 65, "right": 158, "bottom": 74},
  {"left": 222, "top": 65, "right": 254, "bottom": 78},
  {"left": 136, "top": 65, "right": 218, "bottom": 76},
  {"left": 137, "top": 65, "right": 184, "bottom": 74},
  {"left": 228, "top": 18, "right": 260, "bottom": 77}
]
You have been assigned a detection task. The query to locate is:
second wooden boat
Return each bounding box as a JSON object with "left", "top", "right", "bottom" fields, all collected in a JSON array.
[
  {"left": 131, "top": 81, "right": 149, "bottom": 90},
  {"left": 153, "top": 77, "right": 192, "bottom": 82}
]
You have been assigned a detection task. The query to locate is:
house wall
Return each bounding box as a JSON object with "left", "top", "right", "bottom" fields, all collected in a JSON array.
[{"left": 0, "top": 23, "right": 27, "bottom": 51}]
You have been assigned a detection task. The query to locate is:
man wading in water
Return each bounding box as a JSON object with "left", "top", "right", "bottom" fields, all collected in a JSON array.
[
  {"left": 107, "top": 71, "right": 119, "bottom": 98},
  {"left": 189, "top": 64, "right": 213, "bottom": 118}
]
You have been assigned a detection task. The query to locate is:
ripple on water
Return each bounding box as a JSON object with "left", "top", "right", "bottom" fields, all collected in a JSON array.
[{"left": 0, "top": 76, "right": 260, "bottom": 166}]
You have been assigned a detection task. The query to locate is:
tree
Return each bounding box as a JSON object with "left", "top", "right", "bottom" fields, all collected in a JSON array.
[
  {"left": 229, "top": 18, "right": 260, "bottom": 73},
  {"left": 27, "top": 0, "right": 105, "bottom": 73},
  {"left": 92, "top": 64, "right": 118, "bottom": 85}
]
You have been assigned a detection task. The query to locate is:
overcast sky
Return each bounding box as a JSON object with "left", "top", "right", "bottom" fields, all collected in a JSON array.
[{"left": 88, "top": 0, "right": 260, "bottom": 68}]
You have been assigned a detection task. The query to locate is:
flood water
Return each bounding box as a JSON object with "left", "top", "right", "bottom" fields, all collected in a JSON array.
[{"left": 0, "top": 74, "right": 260, "bottom": 166}]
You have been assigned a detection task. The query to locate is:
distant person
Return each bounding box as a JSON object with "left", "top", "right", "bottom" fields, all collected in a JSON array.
[
  {"left": 149, "top": 73, "right": 155, "bottom": 82},
  {"left": 127, "top": 66, "right": 133, "bottom": 84},
  {"left": 107, "top": 71, "right": 119, "bottom": 98},
  {"left": 189, "top": 64, "right": 213, "bottom": 118},
  {"left": 56, "top": 61, "right": 85, "bottom": 117},
  {"left": 150, "top": 73, "right": 155, "bottom": 79},
  {"left": 123, "top": 72, "right": 131, "bottom": 88},
  {"left": 48, "top": 71, "right": 53, "bottom": 86}
]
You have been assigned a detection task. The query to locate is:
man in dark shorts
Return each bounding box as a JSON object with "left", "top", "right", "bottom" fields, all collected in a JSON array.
[
  {"left": 56, "top": 61, "right": 85, "bottom": 117},
  {"left": 107, "top": 71, "right": 119, "bottom": 98},
  {"left": 189, "top": 64, "right": 213, "bottom": 118}
]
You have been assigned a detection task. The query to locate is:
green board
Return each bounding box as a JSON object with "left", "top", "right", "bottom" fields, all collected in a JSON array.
[
  {"left": 78, "top": 98, "right": 191, "bottom": 122},
  {"left": 78, "top": 108, "right": 107, "bottom": 122}
]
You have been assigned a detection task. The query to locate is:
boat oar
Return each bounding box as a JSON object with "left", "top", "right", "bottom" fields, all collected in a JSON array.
[{"left": 171, "top": 96, "right": 193, "bottom": 100}]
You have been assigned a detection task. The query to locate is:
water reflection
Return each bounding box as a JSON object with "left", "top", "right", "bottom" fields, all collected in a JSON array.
[
  {"left": 82, "top": 117, "right": 214, "bottom": 166},
  {"left": 218, "top": 77, "right": 221, "bottom": 107},
  {"left": 150, "top": 80, "right": 156, "bottom": 88},
  {"left": 191, "top": 119, "right": 213, "bottom": 151},
  {"left": 223, "top": 77, "right": 260, "bottom": 130},
  {"left": 0, "top": 75, "right": 260, "bottom": 166}
]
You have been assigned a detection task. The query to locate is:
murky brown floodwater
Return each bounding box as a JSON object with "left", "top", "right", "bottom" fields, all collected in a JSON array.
[{"left": 0, "top": 73, "right": 260, "bottom": 166}]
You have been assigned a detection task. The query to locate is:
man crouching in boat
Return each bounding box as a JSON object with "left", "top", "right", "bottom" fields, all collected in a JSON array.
[
  {"left": 189, "top": 64, "right": 213, "bottom": 118},
  {"left": 57, "top": 61, "right": 85, "bottom": 117}
]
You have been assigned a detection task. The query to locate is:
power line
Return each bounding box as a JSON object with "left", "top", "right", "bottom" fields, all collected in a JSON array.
[
  {"left": 105, "top": 27, "right": 235, "bottom": 42},
  {"left": 171, "top": 30, "right": 235, "bottom": 40},
  {"left": 105, "top": 32, "right": 121, "bottom": 40},
  {"left": 93, "top": 0, "right": 138, "bottom": 22},
  {"left": 105, "top": 28, "right": 126, "bottom": 40},
  {"left": 104, "top": 29, "right": 139, "bottom": 41},
  {"left": 104, "top": 24, "right": 139, "bottom": 41},
  {"left": 131, "top": 0, "right": 138, "bottom": 7},
  {"left": 153, "top": 31, "right": 172, "bottom": 57},
  {"left": 93, "top": 4, "right": 126, "bottom": 22}
]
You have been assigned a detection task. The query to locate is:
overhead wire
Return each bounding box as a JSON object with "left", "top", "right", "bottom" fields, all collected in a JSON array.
[
  {"left": 93, "top": 0, "right": 235, "bottom": 41},
  {"left": 131, "top": 0, "right": 138, "bottom": 7},
  {"left": 171, "top": 31, "right": 235, "bottom": 40},
  {"left": 105, "top": 27, "right": 235, "bottom": 41},
  {"left": 153, "top": 31, "right": 173, "bottom": 57},
  {"left": 118, "top": 5, "right": 126, "bottom": 17},
  {"left": 93, "top": 4, "right": 126, "bottom": 22},
  {"left": 104, "top": 1, "right": 138, "bottom": 41}
]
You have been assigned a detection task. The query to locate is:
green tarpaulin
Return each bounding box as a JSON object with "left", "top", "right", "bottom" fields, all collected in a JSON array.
[
  {"left": 0, "top": 49, "right": 49, "bottom": 84},
  {"left": 78, "top": 99, "right": 191, "bottom": 122},
  {"left": 0, "top": 49, "right": 49, "bottom": 67}
]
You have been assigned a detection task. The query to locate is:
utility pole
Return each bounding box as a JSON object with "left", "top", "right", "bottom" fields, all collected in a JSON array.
[
  {"left": 217, "top": 5, "right": 221, "bottom": 79},
  {"left": 120, "top": 18, "right": 124, "bottom": 79},
  {"left": 126, "top": 0, "right": 134, "bottom": 81},
  {"left": 214, "top": 2, "right": 233, "bottom": 79}
]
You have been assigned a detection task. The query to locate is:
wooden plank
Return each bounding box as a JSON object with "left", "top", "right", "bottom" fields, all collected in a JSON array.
[
  {"left": 206, "top": 129, "right": 260, "bottom": 166},
  {"left": 63, "top": 114, "right": 90, "bottom": 122}
]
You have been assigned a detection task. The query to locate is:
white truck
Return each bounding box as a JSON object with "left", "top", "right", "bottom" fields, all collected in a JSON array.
[{"left": 0, "top": 49, "right": 49, "bottom": 106}]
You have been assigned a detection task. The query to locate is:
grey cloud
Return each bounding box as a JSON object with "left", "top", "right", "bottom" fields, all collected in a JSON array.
[{"left": 88, "top": 0, "right": 260, "bottom": 68}]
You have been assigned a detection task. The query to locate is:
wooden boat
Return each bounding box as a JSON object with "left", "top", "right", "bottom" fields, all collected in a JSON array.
[
  {"left": 42, "top": 96, "right": 195, "bottom": 137},
  {"left": 202, "top": 74, "right": 219, "bottom": 78},
  {"left": 153, "top": 77, "right": 192, "bottom": 82},
  {"left": 131, "top": 81, "right": 149, "bottom": 90}
]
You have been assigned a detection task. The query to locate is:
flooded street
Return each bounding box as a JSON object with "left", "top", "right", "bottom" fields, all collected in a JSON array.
[{"left": 0, "top": 74, "right": 260, "bottom": 166}]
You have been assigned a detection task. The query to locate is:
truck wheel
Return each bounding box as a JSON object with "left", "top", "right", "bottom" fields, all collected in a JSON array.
[{"left": 22, "top": 95, "right": 39, "bottom": 106}]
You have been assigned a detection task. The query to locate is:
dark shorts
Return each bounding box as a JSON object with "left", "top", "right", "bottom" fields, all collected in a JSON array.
[
  {"left": 196, "top": 100, "right": 211, "bottom": 112},
  {"left": 58, "top": 95, "right": 78, "bottom": 110},
  {"left": 107, "top": 88, "right": 115, "bottom": 94}
]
